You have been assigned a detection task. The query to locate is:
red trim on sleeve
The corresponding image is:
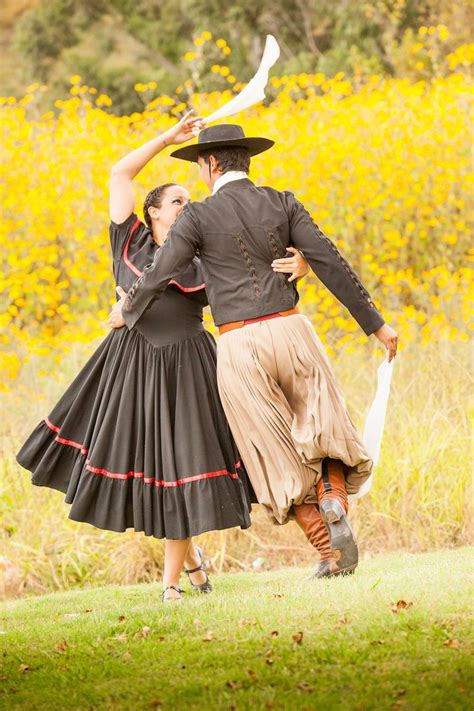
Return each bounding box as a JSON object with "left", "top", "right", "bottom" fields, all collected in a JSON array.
[
  {"left": 168, "top": 279, "right": 206, "bottom": 293},
  {"left": 122, "top": 218, "right": 143, "bottom": 277},
  {"left": 42, "top": 417, "right": 241, "bottom": 487},
  {"left": 121, "top": 219, "right": 206, "bottom": 292}
]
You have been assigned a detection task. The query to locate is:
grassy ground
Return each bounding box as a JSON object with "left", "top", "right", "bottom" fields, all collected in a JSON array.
[{"left": 1, "top": 548, "right": 472, "bottom": 711}]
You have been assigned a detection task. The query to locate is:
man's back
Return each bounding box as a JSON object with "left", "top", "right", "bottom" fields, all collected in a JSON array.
[
  {"left": 123, "top": 177, "right": 383, "bottom": 336},
  {"left": 191, "top": 178, "right": 299, "bottom": 324}
]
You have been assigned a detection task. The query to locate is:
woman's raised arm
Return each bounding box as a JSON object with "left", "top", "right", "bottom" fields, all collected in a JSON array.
[{"left": 109, "top": 111, "right": 203, "bottom": 224}]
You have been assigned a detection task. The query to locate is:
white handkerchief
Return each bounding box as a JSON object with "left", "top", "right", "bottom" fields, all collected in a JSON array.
[
  {"left": 202, "top": 35, "right": 280, "bottom": 125},
  {"left": 349, "top": 357, "right": 395, "bottom": 500}
]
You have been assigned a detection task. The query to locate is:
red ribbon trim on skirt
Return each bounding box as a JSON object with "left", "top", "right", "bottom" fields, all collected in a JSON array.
[{"left": 44, "top": 417, "right": 241, "bottom": 487}]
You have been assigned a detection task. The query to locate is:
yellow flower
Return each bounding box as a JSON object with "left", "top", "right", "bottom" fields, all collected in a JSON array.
[
  {"left": 216, "top": 39, "right": 227, "bottom": 48},
  {"left": 70, "top": 75, "right": 81, "bottom": 84}
]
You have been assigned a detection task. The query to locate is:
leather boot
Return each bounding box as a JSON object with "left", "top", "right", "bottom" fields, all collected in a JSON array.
[
  {"left": 294, "top": 502, "right": 358, "bottom": 578},
  {"left": 294, "top": 458, "right": 358, "bottom": 577}
]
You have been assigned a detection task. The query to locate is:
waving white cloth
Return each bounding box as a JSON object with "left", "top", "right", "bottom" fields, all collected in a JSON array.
[
  {"left": 202, "top": 35, "right": 280, "bottom": 125},
  {"left": 350, "top": 357, "right": 395, "bottom": 500}
]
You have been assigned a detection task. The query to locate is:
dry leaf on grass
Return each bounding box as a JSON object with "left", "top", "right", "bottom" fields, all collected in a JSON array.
[
  {"left": 390, "top": 600, "right": 413, "bottom": 614},
  {"left": 193, "top": 619, "right": 202, "bottom": 627},
  {"left": 114, "top": 632, "right": 128, "bottom": 642},
  {"left": 226, "top": 680, "right": 239, "bottom": 689},
  {"left": 393, "top": 689, "right": 407, "bottom": 697},
  {"left": 297, "top": 682, "right": 314, "bottom": 692},
  {"left": 149, "top": 700, "right": 162, "bottom": 708},
  {"left": 136, "top": 626, "right": 151, "bottom": 639},
  {"left": 202, "top": 630, "right": 214, "bottom": 642},
  {"left": 292, "top": 631, "right": 304, "bottom": 645},
  {"left": 444, "top": 638, "right": 461, "bottom": 648},
  {"left": 370, "top": 639, "right": 386, "bottom": 645},
  {"left": 63, "top": 613, "right": 81, "bottom": 620},
  {"left": 54, "top": 640, "right": 69, "bottom": 652},
  {"left": 247, "top": 670, "right": 257, "bottom": 679},
  {"left": 338, "top": 615, "right": 351, "bottom": 625},
  {"left": 272, "top": 594, "right": 285, "bottom": 599},
  {"left": 118, "top": 615, "right": 126, "bottom": 622},
  {"left": 18, "top": 664, "right": 29, "bottom": 673},
  {"left": 266, "top": 658, "right": 274, "bottom": 665},
  {"left": 270, "top": 630, "right": 279, "bottom": 638},
  {"left": 122, "top": 652, "right": 132, "bottom": 662}
]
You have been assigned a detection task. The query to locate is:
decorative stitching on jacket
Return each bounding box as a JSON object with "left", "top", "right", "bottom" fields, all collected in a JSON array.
[
  {"left": 298, "top": 203, "right": 372, "bottom": 301},
  {"left": 266, "top": 228, "right": 289, "bottom": 291},
  {"left": 232, "top": 232, "right": 261, "bottom": 299}
]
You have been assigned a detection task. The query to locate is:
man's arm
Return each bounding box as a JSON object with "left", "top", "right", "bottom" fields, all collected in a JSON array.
[
  {"left": 119, "top": 205, "right": 202, "bottom": 330},
  {"left": 286, "top": 193, "right": 385, "bottom": 336}
]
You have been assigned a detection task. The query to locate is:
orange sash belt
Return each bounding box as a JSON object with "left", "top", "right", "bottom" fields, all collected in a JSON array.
[{"left": 218, "top": 307, "right": 299, "bottom": 335}]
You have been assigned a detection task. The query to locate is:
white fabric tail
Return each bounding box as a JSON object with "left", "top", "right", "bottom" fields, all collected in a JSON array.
[
  {"left": 202, "top": 35, "right": 280, "bottom": 125},
  {"left": 349, "top": 357, "right": 395, "bottom": 500}
]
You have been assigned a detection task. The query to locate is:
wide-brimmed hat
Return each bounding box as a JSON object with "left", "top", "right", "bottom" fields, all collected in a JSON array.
[{"left": 170, "top": 124, "right": 274, "bottom": 162}]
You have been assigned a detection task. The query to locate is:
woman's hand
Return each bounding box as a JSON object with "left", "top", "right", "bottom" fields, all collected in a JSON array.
[
  {"left": 108, "top": 287, "right": 126, "bottom": 329},
  {"left": 373, "top": 323, "right": 398, "bottom": 362},
  {"left": 272, "top": 247, "right": 311, "bottom": 283},
  {"left": 166, "top": 111, "right": 205, "bottom": 146}
]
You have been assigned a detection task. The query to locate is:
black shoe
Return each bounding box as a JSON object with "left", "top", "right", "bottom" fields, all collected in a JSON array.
[
  {"left": 319, "top": 499, "right": 359, "bottom": 573},
  {"left": 311, "top": 560, "right": 356, "bottom": 579},
  {"left": 185, "top": 547, "right": 213, "bottom": 593}
]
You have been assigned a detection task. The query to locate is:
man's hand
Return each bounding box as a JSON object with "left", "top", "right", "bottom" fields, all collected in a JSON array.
[
  {"left": 373, "top": 323, "right": 398, "bottom": 362},
  {"left": 272, "top": 247, "right": 311, "bottom": 283},
  {"left": 108, "top": 286, "right": 127, "bottom": 329}
]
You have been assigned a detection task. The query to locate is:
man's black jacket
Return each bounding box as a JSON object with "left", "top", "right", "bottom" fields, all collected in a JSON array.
[{"left": 123, "top": 178, "right": 384, "bottom": 335}]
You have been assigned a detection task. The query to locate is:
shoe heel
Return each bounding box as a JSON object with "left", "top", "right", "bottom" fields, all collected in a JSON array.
[{"left": 319, "top": 498, "right": 344, "bottom": 524}]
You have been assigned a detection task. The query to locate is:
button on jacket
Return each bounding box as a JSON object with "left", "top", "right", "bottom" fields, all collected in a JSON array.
[{"left": 123, "top": 178, "right": 384, "bottom": 336}]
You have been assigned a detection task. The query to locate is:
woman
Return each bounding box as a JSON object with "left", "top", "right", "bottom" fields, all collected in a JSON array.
[{"left": 16, "top": 112, "right": 309, "bottom": 601}]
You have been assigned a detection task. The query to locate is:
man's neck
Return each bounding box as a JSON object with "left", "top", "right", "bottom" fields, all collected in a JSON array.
[{"left": 212, "top": 171, "right": 249, "bottom": 195}]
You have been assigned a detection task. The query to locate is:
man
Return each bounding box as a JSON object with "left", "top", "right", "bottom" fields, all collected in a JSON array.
[{"left": 110, "top": 124, "right": 398, "bottom": 578}]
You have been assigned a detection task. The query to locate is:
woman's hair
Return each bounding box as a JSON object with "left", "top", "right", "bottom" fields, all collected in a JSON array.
[{"left": 143, "top": 183, "right": 177, "bottom": 228}]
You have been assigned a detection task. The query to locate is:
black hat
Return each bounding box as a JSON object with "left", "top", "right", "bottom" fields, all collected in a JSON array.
[{"left": 170, "top": 124, "right": 274, "bottom": 163}]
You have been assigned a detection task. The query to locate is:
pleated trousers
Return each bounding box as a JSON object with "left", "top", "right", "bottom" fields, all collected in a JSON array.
[{"left": 216, "top": 314, "right": 372, "bottom": 525}]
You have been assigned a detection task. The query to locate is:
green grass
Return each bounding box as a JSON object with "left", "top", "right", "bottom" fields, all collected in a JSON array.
[{"left": 1, "top": 548, "right": 473, "bottom": 710}]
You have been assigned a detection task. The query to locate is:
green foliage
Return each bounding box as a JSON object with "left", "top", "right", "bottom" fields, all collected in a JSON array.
[{"left": 9, "top": 0, "right": 474, "bottom": 114}]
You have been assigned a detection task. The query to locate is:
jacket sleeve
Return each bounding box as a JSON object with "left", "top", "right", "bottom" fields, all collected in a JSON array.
[
  {"left": 122, "top": 204, "right": 202, "bottom": 330},
  {"left": 285, "top": 193, "right": 384, "bottom": 335}
]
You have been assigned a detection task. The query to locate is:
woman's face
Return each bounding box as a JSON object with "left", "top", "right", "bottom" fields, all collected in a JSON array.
[{"left": 154, "top": 185, "right": 190, "bottom": 232}]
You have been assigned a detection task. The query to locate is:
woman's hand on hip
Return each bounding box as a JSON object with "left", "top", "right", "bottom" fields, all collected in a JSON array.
[{"left": 272, "top": 247, "right": 311, "bottom": 282}]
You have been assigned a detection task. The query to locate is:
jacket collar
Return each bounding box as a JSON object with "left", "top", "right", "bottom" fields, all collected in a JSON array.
[
  {"left": 212, "top": 171, "right": 253, "bottom": 194},
  {"left": 213, "top": 177, "right": 255, "bottom": 194}
]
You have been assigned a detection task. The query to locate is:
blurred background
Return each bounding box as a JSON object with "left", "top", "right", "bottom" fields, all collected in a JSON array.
[{"left": 0, "top": 0, "right": 472, "bottom": 598}]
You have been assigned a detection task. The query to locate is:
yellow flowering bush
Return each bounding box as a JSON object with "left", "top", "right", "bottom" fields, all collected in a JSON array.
[{"left": 0, "top": 51, "right": 472, "bottom": 388}]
